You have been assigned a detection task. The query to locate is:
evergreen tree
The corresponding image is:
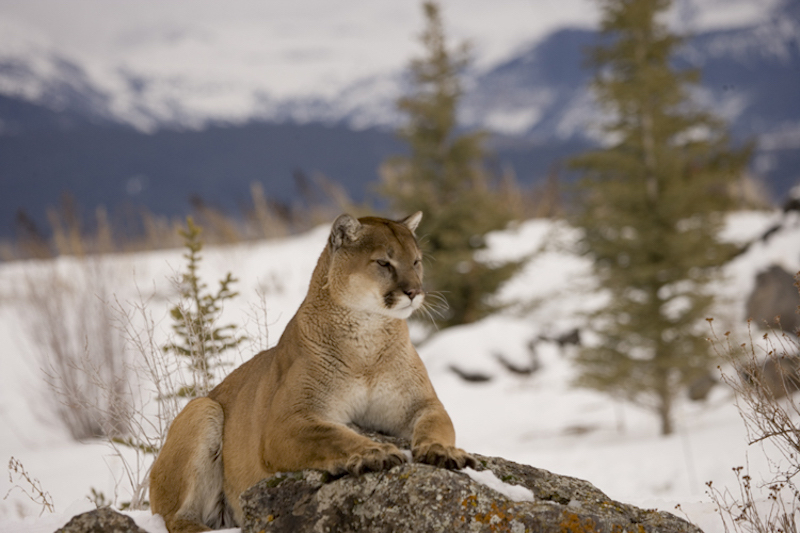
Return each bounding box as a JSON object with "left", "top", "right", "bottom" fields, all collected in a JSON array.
[
  {"left": 380, "top": 1, "right": 520, "bottom": 328},
  {"left": 570, "top": 0, "right": 750, "bottom": 435},
  {"left": 163, "top": 217, "right": 245, "bottom": 398}
]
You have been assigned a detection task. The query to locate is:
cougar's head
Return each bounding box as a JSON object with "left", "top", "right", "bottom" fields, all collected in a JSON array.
[{"left": 326, "top": 212, "right": 425, "bottom": 319}]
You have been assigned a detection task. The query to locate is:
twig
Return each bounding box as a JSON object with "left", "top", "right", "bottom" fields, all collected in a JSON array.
[{"left": 4, "top": 457, "right": 54, "bottom": 516}]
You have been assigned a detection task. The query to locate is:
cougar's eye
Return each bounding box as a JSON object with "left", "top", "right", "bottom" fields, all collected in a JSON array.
[{"left": 376, "top": 259, "right": 391, "bottom": 269}]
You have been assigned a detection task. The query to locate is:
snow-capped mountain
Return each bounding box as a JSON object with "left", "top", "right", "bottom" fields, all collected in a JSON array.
[
  {"left": 0, "top": 20, "right": 119, "bottom": 133},
  {"left": 0, "top": 0, "right": 791, "bottom": 135},
  {"left": 325, "top": 0, "right": 800, "bottom": 146}
]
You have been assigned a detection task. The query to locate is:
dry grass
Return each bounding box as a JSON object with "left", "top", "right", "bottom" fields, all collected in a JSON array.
[
  {"left": 0, "top": 173, "right": 368, "bottom": 262},
  {"left": 0, "top": 166, "right": 580, "bottom": 263}
]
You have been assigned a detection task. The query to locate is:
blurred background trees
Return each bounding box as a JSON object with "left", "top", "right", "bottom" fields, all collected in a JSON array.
[
  {"left": 568, "top": 0, "right": 751, "bottom": 435},
  {"left": 379, "top": 1, "right": 521, "bottom": 329}
]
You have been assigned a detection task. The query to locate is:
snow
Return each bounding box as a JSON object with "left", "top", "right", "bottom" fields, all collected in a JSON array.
[
  {"left": 668, "top": 0, "right": 783, "bottom": 34},
  {"left": 462, "top": 467, "right": 535, "bottom": 503},
  {"left": 0, "top": 19, "right": 80, "bottom": 103},
  {"left": 482, "top": 107, "right": 544, "bottom": 136},
  {"left": 1, "top": 209, "right": 798, "bottom": 532}
]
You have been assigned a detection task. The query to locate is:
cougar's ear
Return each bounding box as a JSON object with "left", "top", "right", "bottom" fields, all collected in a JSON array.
[
  {"left": 400, "top": 211, "right": 423, "bottom": 234},
  {"left": 329, "top": 214, "right": 362, "bottom": 251}
]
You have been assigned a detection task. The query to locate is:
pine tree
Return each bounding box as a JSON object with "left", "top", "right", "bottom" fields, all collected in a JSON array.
[
  {"left": 163, "top": 217, "right": 245, "bottom": 398},
  {"left": 569, "top": 0, "right": 751, "bottom": 435},
  {"left": 380, "top": 1, "right": 520, "bottom": 328}
]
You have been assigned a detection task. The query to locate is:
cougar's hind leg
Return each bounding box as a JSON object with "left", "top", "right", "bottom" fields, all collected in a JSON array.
[{"left": 150, "top": 397, "right": 231, "bottom": 533}]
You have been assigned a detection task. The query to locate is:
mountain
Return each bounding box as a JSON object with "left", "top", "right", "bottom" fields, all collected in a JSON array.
[{"left": 0, "top": 0, "right": 797, "bottom": 241}]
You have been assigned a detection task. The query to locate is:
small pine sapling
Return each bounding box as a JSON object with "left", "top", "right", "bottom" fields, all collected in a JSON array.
[{"left": 163, "top": 217, "right": 245, "bottom": 398}]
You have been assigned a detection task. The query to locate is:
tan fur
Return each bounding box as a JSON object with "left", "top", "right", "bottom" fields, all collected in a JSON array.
[{"left": 150, "top": 213, "right": 475, "bottom": 533}]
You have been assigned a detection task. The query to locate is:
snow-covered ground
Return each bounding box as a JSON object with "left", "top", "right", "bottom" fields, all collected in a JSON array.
[{"left": 1, "top": 209, "right": 799, "bottom": 532}]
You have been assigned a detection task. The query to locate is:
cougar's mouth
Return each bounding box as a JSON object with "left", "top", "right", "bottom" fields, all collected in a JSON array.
[{"left": 383, "top": 290, "right": 422, "bottom": 313}]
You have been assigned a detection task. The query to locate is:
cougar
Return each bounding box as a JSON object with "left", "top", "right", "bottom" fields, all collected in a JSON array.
[{"left": 149, "top": 212, "right": 475, "bottom": 532}]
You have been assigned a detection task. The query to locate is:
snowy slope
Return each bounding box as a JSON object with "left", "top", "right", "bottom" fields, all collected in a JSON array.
[{"left": 0, "top": 209, "right": 798, "bottom": 532}]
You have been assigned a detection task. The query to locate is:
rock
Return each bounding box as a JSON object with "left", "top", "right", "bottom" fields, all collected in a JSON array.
[
  {"left": 745, "top": 264, "right": 800, "bottom": 333},
  {"left": 55, "top": 507, "right": 148, "bottom": 533},
  {"left": 449, "top": 364, "right": 493, "bottom": 383},
  {"left": 535, "top": 328, "right": 582, "bottom": 349},
  {"left": 687, "top": 373, "right": 718, "bottom": 401},
  {"left": 240, "top": 433, "right": 701, "bottom": 533},
  {"left": 555, "top": 328, "right": 582, "bottom": 347},
  {"left": 739, "top": 355, "right": 800, "bottom": 399},
  {"left": 495, "top": 351, "right": 540, "bottom": 376}
]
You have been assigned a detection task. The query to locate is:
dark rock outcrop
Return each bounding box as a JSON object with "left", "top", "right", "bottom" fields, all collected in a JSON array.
[
  {"left": 55, "top": 507, "right": 148, "bottom": 533},
  {"left": 746, "top": 264, "right": 800, "bottom": 333},
  {"left": 240, "top": 434, "right": 701, "bottom": 533},
  {"left": 739, "top": 354, "right": 800, "bottom": 399},
  {"left": 688, "top": 373, "right": 718, "bottom": 401}
]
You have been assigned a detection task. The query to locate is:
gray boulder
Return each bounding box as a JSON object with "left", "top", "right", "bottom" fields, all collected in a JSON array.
[
  {"left": 55, "top": 507, "right": 147, "bottom": 533},
  {"left": 746, "top": 264, "right": 800, "bottom": 333},
  {"left": 240, "top": 434, "right": 701, "bottom": 533}
]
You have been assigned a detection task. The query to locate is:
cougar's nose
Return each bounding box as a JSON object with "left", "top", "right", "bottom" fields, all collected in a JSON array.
[{"left": 404, "top": 288, "right": 421, "bottom": 301}]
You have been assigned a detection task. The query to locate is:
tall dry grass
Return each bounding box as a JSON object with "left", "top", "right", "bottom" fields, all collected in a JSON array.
[{"left": 0, "top": 173, "right": 367, "bottom": 262}]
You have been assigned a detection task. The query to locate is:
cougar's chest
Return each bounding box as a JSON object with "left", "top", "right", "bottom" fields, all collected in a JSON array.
[{"left": 328, "top": 355, "right": 413, "bottom": 437}]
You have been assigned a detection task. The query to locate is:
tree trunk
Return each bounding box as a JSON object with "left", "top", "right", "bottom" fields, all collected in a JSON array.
[{"left": 657, "top": 382, "right": 674, "bottom": 436}]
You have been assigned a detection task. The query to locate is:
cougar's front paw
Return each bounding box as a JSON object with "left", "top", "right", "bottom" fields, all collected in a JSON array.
[
  {"left": 345, "top": 443, "right": 407, "bottom": 475},
  {"left": 413, "top": 442, "right": 476, "bottom": 470}
]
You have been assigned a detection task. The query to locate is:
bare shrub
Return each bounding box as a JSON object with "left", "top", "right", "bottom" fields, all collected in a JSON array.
[
  {"left": 24, "top": 257, "right": 131, "bottom": 440},
  {"left": 708, "top": 464, "right": 798, "bottom": 533},
  {"left": 707, "top": 311, "right": 800, "bottom": 533},
  {"left": 20, "top": 218, "right": 266, "bottom": 509},
  {"left": 21, "top": 252, "right": 174, "bottom": 508},
  {"left": 104, "top": 292, "right": 185, "bottom": 510}
]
